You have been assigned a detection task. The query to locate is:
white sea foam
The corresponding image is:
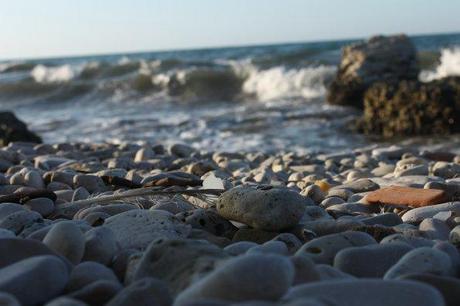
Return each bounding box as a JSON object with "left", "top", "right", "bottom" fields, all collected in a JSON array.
[
  {"left": 240, "top": 64, "right": 336, "bottom": 101},
  {"left": 420, "top": 47, "right": 460, "bottom": 81},
  {"left": 31, "top": 64, "right": 78, "bottom": 83}
]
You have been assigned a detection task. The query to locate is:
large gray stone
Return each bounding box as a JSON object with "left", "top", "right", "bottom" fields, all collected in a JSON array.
[
  {"left": 217, "top": 186, "right": 307, "bottom": 231},
  {"left": 43, "top": 221, "right": 86, "bottom": 265},
  {"left": 106, "top": 277, "right": 172, "bottom": 306},
  {"left": 103, "top": 210, "right": 191, "bottom": 250}
]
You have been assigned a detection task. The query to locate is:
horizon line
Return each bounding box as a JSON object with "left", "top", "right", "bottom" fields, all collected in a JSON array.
[{"left": 1, "top": 30, "right": 459, "bottom": 62}]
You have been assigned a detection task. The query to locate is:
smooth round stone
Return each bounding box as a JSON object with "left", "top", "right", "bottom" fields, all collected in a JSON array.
[
  {"left": 73, "top": 174, "right": 107, "bottom": 194},
  {"left": 283, "top": 279, "right": 444, "bottom": 306},
  {"left": 0, "top": 255, "right": 69, "bottom": 306},
  {"left": 0, "top": 292, "right": 20, "bottom": 306},
  {"left": 24, "top": 170, "right": 45, "bottom": 189},
  {"left": 361, "top": 213, "right": 402, "bottom": 226},
  {"left": 134, "top": 239, "right": 228, "bottom": 293},
  {"left": 0, "top": 210, "right": 42, "bottom": 234},
  {"left": 301, "top": 184, "right": 325, "bottom": 204},
  {"left": 320, "top": 196, "right": 345, "bottom": 208},
  {"left": 295, "top": 231, "right": 377, "bottom": 264},
  {"left": 247, "top": 241, "right": 289, "bottom": 255},
  {"left": 72, "top": 187, "right": 90, "bottom": 201},
  {"left": 44, "top": 296, "right": 88, "bottom": 306},
  {"left": 82, "top": 212, "right": 111, "bottom": 226},
  {"left": 301, "top": 219, "right": 364, "bottom": 237},
  {"left": 174, "top": 254, "right": 294, "bottom": 305},
  {"left": 419, "top": 218, "right": 450, "bottom": 240},
  {"left": 111, "top": 248, "right": 138, "bottom": 281},
  {"left": 66, "top": 261, "right": 120, "bottom": 292},
  {"left": 334, "top": 243, "right": 413, "bottom": 277},
  {"left": 224, "top": 241, "right": 259, "bottom": 256},
  {"left": 177, "top": 208, "right": 237, "bottom": 238},
  {"left": 326, "top": 202, "right": 376, "bottom": 216},
  {"left": 43, "top": 221, "right": 86, "bottom": 265},
  {"left": 24, "top": 197, "right": 55, "bottom": 217},
  {"left": 82, "top": 226, "right": 118, "bottom": 265},
  {"left": 103, "top": 210, "right": 191, "bottom": 250},
  {"left": 47, "top": 181, "right": 72, "bottom": 191},
  {"left": 433, "top": 241, "right": 460, "bottom": 274},
  {"left": 290, "top": 256, "right": 320, "bottom": 285},
  {"left": 169, "top": 143, "right": 196, "bottom": 157},
  {"left": 74, "top": 204, "right": 138, "bottom": 220},
  {"left": 400, "top": 273, "right": 460, "bottom": 306},
  {"left": 299, "top": 206, "right": 332, "bottom": 223},
  {"left": 216, "top": 186, "right": 307, "bottom": 231},
  {"left": 384, "top": 247, "right": 453, "bottom": 279},
  {"left": 272, "top": 233, "right": 302, "bottom": 253},
  {"left": 68, "top": 280, "right": 122, "bottom": 306},
  {"left": 152, "top": 197, "right": 195, "bottom": 214},
  {"left": 106, "top": 277, "right": 172, "bottom": 306},
  {"left": 315, "top": 264, "right": 356, "bottom": 281}
]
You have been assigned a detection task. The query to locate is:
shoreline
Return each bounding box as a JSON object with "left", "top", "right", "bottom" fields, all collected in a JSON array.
[{"left": 0, "top": 140, "right": 458, "bottom": 305}]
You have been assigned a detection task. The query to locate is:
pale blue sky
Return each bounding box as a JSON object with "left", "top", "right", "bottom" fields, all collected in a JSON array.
[{"left": 1, "top": 0, "right": 459, "bottom": 60}]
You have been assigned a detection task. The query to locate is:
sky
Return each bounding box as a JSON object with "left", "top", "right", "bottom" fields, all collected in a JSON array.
[{"left": 0, "top": 0, "right": 459, "bottom": 60}]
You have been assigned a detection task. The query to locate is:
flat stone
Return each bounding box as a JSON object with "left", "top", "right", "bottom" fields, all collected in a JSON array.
[
  {"left": 0, "top": 210, "right": 42, "bottom": 234},
  {"left": 24, "top": 197, "right": 55, "bottom": 217},
  {"left": 295, "top": 231, "right": 377, "bottom": 264},
  {"left": 0, "top": 255, "right": 69, "bottom": 306},
  {"left": 330, "top": 178, "right": 379, "bottom": 193},
  {"left": 366, "top": 186, "right": 447, "bottom": 207},
  {"left": 103, "top": 210, "right": 191, "bottom": 250},
  {"left": 174, "top": 254, "right": 294, "bottom": 305},
  {"left": 284, "top": 279, "right": 444, "bottom": 306},
  {"left": 384, "top": 247, "right": 453, "bottom": 279},
  {"left": 217, "top": 186, "right": 307, "bottom": 231},
  {"left": 402, "top": 202, "right": 460, "bottom": 223},
  {"left": 334, "top": 243, "right": 413, "bottom": 277}
]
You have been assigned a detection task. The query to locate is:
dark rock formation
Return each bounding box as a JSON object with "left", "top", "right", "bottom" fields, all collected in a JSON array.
[
  {"left": 357, "top": 77, "right": 460, "bottom": 138},
  {"left": 327, "top": 35, "right": 419, "bottom": 108},
  {"left": 0, "top": 111, "right": 42, "bottom": 146}
]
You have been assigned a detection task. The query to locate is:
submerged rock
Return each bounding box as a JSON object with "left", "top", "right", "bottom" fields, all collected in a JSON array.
[{"left": 0, "top": 111, "right": 42, "bottom": 146}]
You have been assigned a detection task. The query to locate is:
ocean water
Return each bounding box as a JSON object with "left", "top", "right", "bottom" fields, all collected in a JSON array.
[{"left": 1, "top": 33, "right": 460, "bottom": 153}]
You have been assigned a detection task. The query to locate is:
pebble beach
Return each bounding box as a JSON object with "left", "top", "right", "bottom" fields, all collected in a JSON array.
[{"left": 0, "top": 141, "right": 458, "bottom": 305}]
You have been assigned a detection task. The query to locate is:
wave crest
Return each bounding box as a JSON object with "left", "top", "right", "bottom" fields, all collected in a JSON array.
[{"left": 420, "top": 47, "right": 460, "bottom": 81}]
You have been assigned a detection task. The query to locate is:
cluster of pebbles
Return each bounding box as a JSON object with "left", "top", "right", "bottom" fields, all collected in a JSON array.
[{"left": 0, "top": 141, "right": 459, "bottom": 306}]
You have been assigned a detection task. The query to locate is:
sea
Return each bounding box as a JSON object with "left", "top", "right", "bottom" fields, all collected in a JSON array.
[{"left": 1, "top": 33, "right": 460, "bottom": 153}]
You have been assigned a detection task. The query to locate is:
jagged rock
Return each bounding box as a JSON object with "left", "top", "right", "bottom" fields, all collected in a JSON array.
[
  {"left": 358, "top": 77, "right": 460, "bottom": 137},
  {"left": 327, "top": 35, "right": 418, "bottom": 108}
]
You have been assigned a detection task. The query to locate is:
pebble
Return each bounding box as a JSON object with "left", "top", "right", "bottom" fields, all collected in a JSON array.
[
  {"left": 0, "top": 210, "right": 42, "bottom": 234},
  {"left": 68, "top": 280, "right": 122, "bottom": 306},
  {"left": 43, "top": 221, "right": 86, "bottom": 264},
  {"left": 384, "top": 247, "right": 453, "bottom": 279},
  {"left": 295, "top": 231, "right": 377, "bottom": 264},
  {"left": 217, "top": 186, "right": 307, "bottom": 231},
  {"left": 224, "top": 241, "right": 259, "bottom": 256},
  {"left": 283, "top": 279, "right": 444, "bottom": 306},
  {"left": 0, "top": 255, "right": 69, "bottom": 306},
  {"left": 45, "top": 297, "right": 88, "bottom": 306},
  {"left": 246, "top": 241, "right": 289, "bottom": 255},
  {"left": 402, "top": 202, "right": 460, "bottom": 223},
  {"left": 103, "top": 209, "right": 191, "bottom": 250},
  {"left": 174, "top": 254, "right": 294, "bottom": 305}
]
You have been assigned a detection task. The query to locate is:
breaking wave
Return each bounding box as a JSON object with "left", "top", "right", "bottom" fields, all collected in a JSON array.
[
  {"left": 420, "top": 47, "right": 460, "bottom": 81},
  {"left": 0, "top": 58, "right": 336, "bottom": 103}
]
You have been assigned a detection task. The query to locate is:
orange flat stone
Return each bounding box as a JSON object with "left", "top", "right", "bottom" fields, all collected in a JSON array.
[{"left": 365, "top": 186, "right": 447, "bottom": 207}]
